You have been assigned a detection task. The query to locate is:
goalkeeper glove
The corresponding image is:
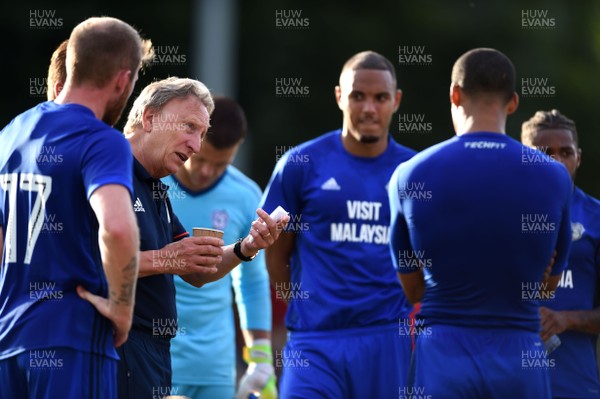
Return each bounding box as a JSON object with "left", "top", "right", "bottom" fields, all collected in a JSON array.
[{"left": 235, "top": 339, "right": 278, "bottom": 399}]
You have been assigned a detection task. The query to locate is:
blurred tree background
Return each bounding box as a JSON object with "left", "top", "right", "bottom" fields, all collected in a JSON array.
[{"left": 2, "top": 0, "right": 600, "bottom": 195}]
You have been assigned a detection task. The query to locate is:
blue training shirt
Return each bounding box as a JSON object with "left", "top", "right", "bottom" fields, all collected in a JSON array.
[
  {"left": 260, "top": 129, "right": 416, "bottom": 332},
  {"left": 0, "top": 101, "right": 134, "bottom": 359},
  {"left": 545, "top": 186, "right": 600, "bottom": 398},
  {"left": 389, "top": 132, "right": 572, "bottom": 333}
]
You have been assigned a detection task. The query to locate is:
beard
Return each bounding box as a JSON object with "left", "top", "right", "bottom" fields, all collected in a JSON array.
[
  {"left": 102, "top": 83, "right": 132, "bottom": 127},
  {"left": 355, "top": 116, "right": 382, "bottom": 143},
  {"left": 359, "top": 135, "right": 380, "bottom": 144}
]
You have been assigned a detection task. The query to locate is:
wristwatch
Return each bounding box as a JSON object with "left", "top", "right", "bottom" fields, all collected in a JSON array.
[{"left": 234, "top": 238, "right": 257, "bottom": 261}]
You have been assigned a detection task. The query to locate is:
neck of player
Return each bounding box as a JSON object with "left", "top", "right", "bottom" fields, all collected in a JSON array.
[
  {"left": 453, "top": 106, "right": 508, "bottom": 136},
  {"left": 174, "top": 167, "right": 204, "bottom": 192}
]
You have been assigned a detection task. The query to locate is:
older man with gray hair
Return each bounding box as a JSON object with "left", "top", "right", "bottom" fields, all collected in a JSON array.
[{"left": 113, "top": 77, "right": 288, "bottom": 399}]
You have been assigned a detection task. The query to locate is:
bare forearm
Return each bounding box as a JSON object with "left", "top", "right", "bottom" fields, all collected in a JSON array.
[
  {"left": 184, "top": 243, "right": 251, "bottom": 286},
  {"left": 99, "top": 226, "right": 139, "bottom": 307},
  {"left": 266, "top": 242, "right": 291, "bottom": 285},
  {"left": 182, "top": 210, "right": 288, "bottom": 288},
  {"left": 265, "top": 232, "right": 293, "bottom": 299},
  {"left": 108, "top": 256, "right": 137, "bottom": 307},
  {"left": 195, "top": 209, "right": 290, "bottom": 286},
  {"left": 213, "top": 243, "right": 246, "bottom": 280},
  {"left": 268, "top": 261, "right": 290, "bottom": 299},
  {"left": 138, "top": 248, "right": 175, "bottom": 278}
]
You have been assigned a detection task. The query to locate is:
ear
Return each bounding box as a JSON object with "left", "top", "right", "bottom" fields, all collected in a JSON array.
[
  {"left": 505, "top": 92, "right": 519, "bottom": 115},
  {"left": 114, "top": 69, "right": 132, "bottom": 95},
  {"left": 393, "top": 89, "right": 402, "bottom": 112},
  {"left": 228, "top": 142, "right": 242, "bottom": 163},
  {"left": 141, "top": 106, "right": 157, "bottom": 132},
  {"left": 450, "top": 83, "right": 462, "bottom": 107},
  {"left": 576, "top": 147, "right": 582, "bottom": 169},
  {"left": 335, "top": 85, "right": 343, "bottom": 111},
  {"left": 53, "top": 82, "right": 64, "bottom": 99}
]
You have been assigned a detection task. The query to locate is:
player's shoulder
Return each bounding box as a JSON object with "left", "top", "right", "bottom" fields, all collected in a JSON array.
[
  {"left": 288, "top": 129, "right": 340, "bottom": 155},
  {"left": 538, "top": 152, "right": 573, "bottom": 187},
  {"left": 400, "top": 135, "right": 458, "bottom": 168},
  {"left": 387, "top": 136, "right": 417, "bottom": 160},
  {"left": 4, "top": 102, "right": 125, "bottom": 147},
  {"left": 574, "top": 186, "right": 600, "bottom": 214},
  {"left": 40, "top": 101, "right": 93, "bottom": 124},
  {"left": 224, "top": 165, "right": 262, "bottom": 199},
  {"left": 572, "top": 187, "right": 600, "bottom": 240},
  {"left": 305, "top": 129, "right": 340, "bottom": 146},
  {"left": 24, "top": 100, "right": 55, "bottom": 116},
  {"left": 273, "top": 130, "right": 340, "bottom": 174},
  {"left": 1, "top": 101, "right": 52, "bottom": 135},
  {"left": 47, "top": 102, "right": 124, "bottom": 139},
  {"left": 391, "top": 134, "right": 496, "bottom": 181}
]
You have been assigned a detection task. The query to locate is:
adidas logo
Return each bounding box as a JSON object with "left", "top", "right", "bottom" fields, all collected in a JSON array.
[
  {"left": 133, "top": 197, "right": 145, "bottom": 212},
  {"left": 321, "top": 177, "right": 341, "bottom": 191}
]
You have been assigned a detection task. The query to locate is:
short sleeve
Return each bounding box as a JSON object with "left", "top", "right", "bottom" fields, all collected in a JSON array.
[
  {"left": 171, "top": 209, "right": 189, "bottom": 242},
  {"left": 82, "top": 129, "right": 134, "bottom": 200}
]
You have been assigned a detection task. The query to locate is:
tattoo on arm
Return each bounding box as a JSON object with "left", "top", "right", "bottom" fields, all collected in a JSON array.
[{"left": 110, "top": 255, "right": 138, "bottom": 306}]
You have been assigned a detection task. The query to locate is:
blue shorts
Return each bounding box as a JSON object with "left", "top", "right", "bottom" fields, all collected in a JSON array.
[
  {"left": 411, "top": 325, "right": 551, "bottom": 399},
  {"left": 117, "top": 329, "right": 172, "bottom": 399},
  {"left": 279, "top": 323, "right": 411, "bottom": 399},
  {"left": 0, "top": 347, "right": 116, "bottom": 398}
]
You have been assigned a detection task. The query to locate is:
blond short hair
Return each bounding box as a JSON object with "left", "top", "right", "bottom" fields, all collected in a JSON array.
[{"left": 67, "top": 16, "right": 153, "bottom": 88}]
